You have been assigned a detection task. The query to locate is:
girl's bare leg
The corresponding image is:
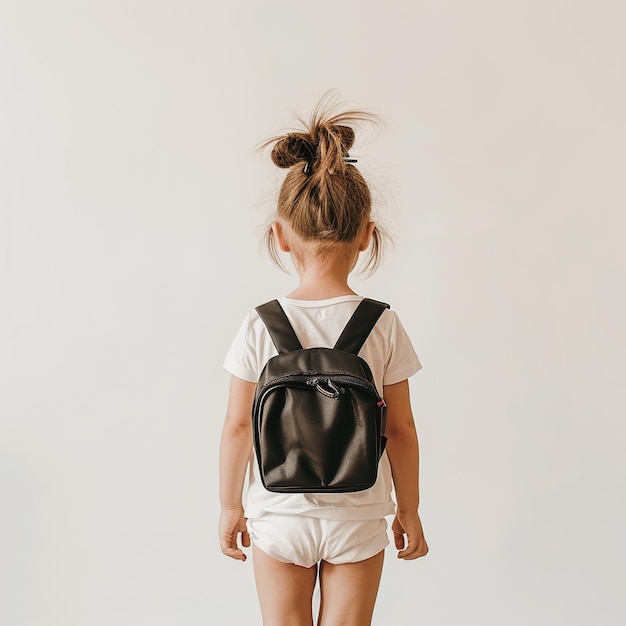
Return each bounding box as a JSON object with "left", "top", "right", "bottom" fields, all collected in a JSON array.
[
  {"left": 317, "top": 550, "right": 384, "bottom": 626},
  {"left": 253, "top": 545, "right": 318, "bottom": 626}
]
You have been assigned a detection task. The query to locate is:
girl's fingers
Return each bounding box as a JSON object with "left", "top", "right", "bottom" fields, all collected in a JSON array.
[
  {"left": 392, "top": 514, "right": 428, "bottom": 559},
  {"left": 391, "top": 517, "right": 405, "bottom": 548},
  {"left": 393, "top": 531, "right": 405, "bottom": 550},
  {"left": 219, "top": 511, "right": 249, "bottom": 560},
  {"left": 222, "top": 546, "right": 247, "bottom": 561},
  {"left": 398, "top": 537, "right": 428, "bottom": 560},
  {"left": 220, "top": 526, "right": 250, "bottom": 560},
  {"left": 397, "top": 537, "right": 416, "bottom": 559}
]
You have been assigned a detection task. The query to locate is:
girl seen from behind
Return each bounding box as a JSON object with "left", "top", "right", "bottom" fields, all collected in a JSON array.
[{"left": 219, "top": 94, "right": 428, "bottom": 626}]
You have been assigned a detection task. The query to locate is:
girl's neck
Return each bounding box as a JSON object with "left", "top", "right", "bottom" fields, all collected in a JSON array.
[{"left": 286, "top": 255, "right": 357, "bottom": 301}]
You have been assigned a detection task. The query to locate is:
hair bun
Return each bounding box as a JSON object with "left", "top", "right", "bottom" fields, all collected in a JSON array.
[
  {"left": 271, "top": 125, "right": 356, "bottom": 170},
  {"left": 271, "top": 133, "right": 316, "bottom": 169},
  {"left": 330, "top": 125, "right": 355, "bottom": 152}
]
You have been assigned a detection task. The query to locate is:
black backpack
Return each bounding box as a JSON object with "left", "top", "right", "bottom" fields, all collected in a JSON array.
[{"left": 252, "top": 298, "right": 389, "bottom": 493}]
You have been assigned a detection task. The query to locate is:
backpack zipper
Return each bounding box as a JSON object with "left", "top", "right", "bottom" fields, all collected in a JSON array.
[
  {"left": 263, "top": 373, "right": 381, "bottom": 397},
  {"left": 305, "top": 377, "right": 341, "bottom": 399}
]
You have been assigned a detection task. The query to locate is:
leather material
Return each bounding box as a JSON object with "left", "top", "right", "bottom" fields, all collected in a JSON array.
[
  {"left": 253, "top": 300, "right": 389, "bottom": 493},
  {"left": 333, "top": 298, "right": 390, "bottom": 354},
  {"left": 256, "top": 300, "right": 303, "bottom": 354}
]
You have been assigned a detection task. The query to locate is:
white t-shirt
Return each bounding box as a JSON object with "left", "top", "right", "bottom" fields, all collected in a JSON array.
[{"left": 223, "top": 294, "right": 422, "bottom": 521}]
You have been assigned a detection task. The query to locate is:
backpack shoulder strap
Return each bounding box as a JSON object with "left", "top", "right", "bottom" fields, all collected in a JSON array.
[
  {"left": 333, "top": 298, "right": 390, "bottom": 354},
  {"left": 255, "top": 300, "right": 303, "bottom": 354}
]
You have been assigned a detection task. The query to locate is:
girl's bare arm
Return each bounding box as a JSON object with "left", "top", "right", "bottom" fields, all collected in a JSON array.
[
  {"left": 383, "top": 379, "right": 429, "bottom": 560},
  {"left": 218, "top": 375, "right": 256, "bottom": 560}
]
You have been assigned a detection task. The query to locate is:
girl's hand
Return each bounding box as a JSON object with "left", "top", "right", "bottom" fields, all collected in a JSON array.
[
  {"left": 219, "top": 507, "right": 250, "bottom": 561},
  {"left": 392, "top": 512, "right": 429, "bottom": 560}
]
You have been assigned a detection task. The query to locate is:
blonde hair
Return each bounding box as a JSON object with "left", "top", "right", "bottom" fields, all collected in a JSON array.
[{"left": 259, "top": 94, "right": 386, "bottom": 274}]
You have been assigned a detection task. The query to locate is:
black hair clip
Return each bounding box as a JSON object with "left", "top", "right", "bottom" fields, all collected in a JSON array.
[
  {"left": 303, "top": 161, "right": 312, "bottom": 174},
  {"left": 343, "top": 153, "right": 358, "bottom": 164}
]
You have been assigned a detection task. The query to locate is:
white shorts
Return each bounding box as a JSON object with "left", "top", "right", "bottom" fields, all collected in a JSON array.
[{"left": 248, "top": 514, "right": 389, "bottom": 568}]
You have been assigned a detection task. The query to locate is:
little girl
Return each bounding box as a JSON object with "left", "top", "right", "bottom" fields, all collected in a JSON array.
[{"left": 219, "top": 96, "right": 428, "bottom": 626}]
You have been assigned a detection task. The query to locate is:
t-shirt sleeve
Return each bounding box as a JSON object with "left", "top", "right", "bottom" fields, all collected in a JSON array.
[
  {"left": 382, "top": 312, "right": 423, "bottom": 386},
  {"left": 223, "top": 313, "right": 259, "bottom": 383}
]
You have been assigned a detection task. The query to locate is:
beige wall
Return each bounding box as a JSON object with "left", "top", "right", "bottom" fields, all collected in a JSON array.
[{"left": 2, "top": 1, "right": 624, "bottom": 624}]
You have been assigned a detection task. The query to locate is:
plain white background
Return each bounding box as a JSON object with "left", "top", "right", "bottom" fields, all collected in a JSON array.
[{"left": 2, "top": 1, "right": 625, "bottom": 624}]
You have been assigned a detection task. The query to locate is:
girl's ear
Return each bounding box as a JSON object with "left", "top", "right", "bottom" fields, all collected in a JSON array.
[
  {"left": 272, "top": 222, "right": 291, "bottom": 252},
  {"left": 358, "top": 221, "right": 376, "bottom": 251}
]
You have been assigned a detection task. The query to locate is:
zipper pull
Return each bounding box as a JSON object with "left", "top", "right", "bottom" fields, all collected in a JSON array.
[{"left": 307, "top": 377, "right": 340, "bottom": 400}]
